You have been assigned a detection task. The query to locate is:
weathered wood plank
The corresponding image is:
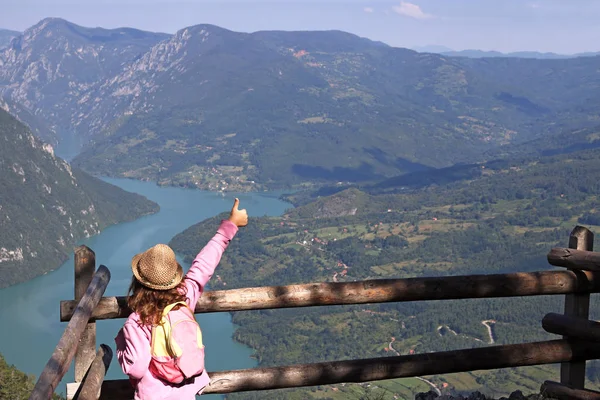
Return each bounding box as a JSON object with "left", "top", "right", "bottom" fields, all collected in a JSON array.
[
  {"left": 100, "top": 339, "right": 600, "bottom": 398},
  {"left": 541, "top": 380, "right": 600, "bottom": 400},
  {"left": 543, "top": 313, "right": 600, "bottom": 342},
  {"left": 74, "top": 246, "right": 96, "bottom": 383},
  {"left": 29, "top": 266, "right": 111, "bottom": 400},
  {"left": 60, "top": 270, "right": 600, "bottom": 322},
  {"left": 548, "top": 248, "right": 600, "bottom": 271},
  {"left": 73, "top": 344, "right": 113, "bottom": 400},
  {"left": 561, "top": 226, "right": 594, "bottom": 389}
]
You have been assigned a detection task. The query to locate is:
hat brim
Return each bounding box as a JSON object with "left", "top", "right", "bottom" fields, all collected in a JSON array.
[{"left": 131, "top": 252, "right": 184, "bottom": 290}]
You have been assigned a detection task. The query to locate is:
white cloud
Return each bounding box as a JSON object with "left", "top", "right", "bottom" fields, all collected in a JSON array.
[
  {"left": 364, "top": 7, "right": 374, "bottom": 13},
  {"left": 528, "top": 2, "right": 541, "bottom": 8},
  {"left": 392, "top": 2, "right": 433, "bottom": 19}
]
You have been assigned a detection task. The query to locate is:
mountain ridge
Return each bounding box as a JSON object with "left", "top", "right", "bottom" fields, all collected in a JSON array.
[
  {"left": 442, "top": 49, "right": 600, "bottom": 59},
  {"left": 0, "top": 18, "right": 170, "bottom": 144},
  {"left": 70, "top": 26, "right": 600, "bottom": 188},
  {"left": 3, "top": 19, "right": 600, "bottom": 190},
  {"left": 412, "top": 45, "right": 600, "bottom": 59},
  {"left": 0, "top": 29, "right": 19, "bottom": 49}
]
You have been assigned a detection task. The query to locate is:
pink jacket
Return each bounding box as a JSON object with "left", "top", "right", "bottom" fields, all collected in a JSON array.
[{"left": 115, "top": 220, "right": 238, "bottom": 400}]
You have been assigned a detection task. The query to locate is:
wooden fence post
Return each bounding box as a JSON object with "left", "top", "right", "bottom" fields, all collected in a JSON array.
[
  {"left": 73, "top": 344, "right": 113, "bottom": 400},
  {"left": 74, "top": 246, "right": 96, "bottom": 384},
  {"left": 30, "top": 266, "right": 111, "bottom": 400},
  {"left": 561, "top": 226, "right": 594, "bottom": 389}
]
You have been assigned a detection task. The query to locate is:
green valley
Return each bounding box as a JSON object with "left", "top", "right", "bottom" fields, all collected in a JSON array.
[{"left": 170, "top": 145, "right": 600, "bottom": 399}]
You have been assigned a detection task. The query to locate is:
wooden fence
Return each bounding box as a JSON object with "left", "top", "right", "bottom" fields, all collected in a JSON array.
[{"left": 28, "top": 226, "right": 600, "bottom": 400}]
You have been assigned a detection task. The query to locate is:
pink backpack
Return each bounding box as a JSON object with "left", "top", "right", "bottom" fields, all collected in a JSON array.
[{"left": 149, "top": 301, "right": 205, "bottom": 384}]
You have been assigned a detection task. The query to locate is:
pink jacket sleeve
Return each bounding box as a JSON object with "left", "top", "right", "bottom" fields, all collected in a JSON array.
[
  {"left": 115, "top": 320, "right": 151, "bottom": 380},
  {"left": 184, "top": 219, "right": 238, "bottom": 307}
]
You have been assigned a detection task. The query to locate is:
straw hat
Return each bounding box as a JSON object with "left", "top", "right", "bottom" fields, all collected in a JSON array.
[{"left": 131, "top": 244, "right": 183, "bottom": 290}]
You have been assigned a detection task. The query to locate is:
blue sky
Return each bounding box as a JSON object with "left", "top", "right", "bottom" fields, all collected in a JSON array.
[{"left": 1, "top": 0, "right": 599, "bottom": 53}]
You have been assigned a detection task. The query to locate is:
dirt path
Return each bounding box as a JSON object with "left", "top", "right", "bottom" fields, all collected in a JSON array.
[
  {"left": 481, "top": 320, "right": 496, "bottom": 344},
  {"left": 388, "top": 338, "right": 441, "bottom": 396},
  {"left": 415, "top": 377, "right": 441, "bottom": 396},
  {"left": 388, "top": 337, "right": 399, "bottom": 355},
  {"left": 437, "top": 325, "right": 484, "bottom": 343}
]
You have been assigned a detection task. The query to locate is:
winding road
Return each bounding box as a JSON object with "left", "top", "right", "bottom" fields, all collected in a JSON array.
[
  {"left": 437, "top": 321, "right": 496, "bottom": 344},
  {"left": 481, "top": 320, "right": 496, "bottom": 344},
  {"left": 415, "top": 377, "right": 441, "bottom": 396},
  {"left": 436, "top": 325, "right": 484, "bottom": 343}
]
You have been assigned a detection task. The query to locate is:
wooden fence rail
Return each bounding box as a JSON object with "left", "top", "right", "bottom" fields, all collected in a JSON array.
[
  {"left": 548, "top": 248, "right": 600, "bottom": 271},
  {"left": 100, "top": 339, "right": 600, "bottom": 398},
  {"left": 541, "top": 380, "right": 600, "bottom": 400},
  {"left": 543, "top": 313, "right": 600, "bottom": 342},
  {"left": 41, "top": 224, "right": 600, "bottom": 400},
  {"left": 60, "top": 269, "right": 600, "bottom": 321},
  {"left": 29, "top": 265, "right": 110, "bottom": 400}
]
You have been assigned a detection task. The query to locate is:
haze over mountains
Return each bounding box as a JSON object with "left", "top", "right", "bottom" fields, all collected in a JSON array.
[
  {"left": 2, "top": 18, "right": 600, "bottom": 190},
  {"left": 413, "top": 45, "right": 600, "bottom": 59}
]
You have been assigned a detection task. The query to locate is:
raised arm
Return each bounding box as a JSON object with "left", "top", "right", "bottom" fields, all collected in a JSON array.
[{"left": 184, "top": 198, "right": 248, "bottom": 306}]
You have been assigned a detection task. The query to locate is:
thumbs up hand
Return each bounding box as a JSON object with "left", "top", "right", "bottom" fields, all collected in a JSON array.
[{"left": 228, "top": 198, "right": 248, "bottom": 227}]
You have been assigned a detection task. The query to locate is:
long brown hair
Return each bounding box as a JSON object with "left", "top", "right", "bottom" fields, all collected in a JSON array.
[{"left": 127, "top": 277, "right": 188, "bottom": 326}]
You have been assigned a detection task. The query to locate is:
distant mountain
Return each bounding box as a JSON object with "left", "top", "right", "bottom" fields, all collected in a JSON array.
[
  {"left": 425, "top": 48, "right": 600, "bottom": 59},
  {"left": 411, "top": 45, "right": 454, "bottom": 53},
  {"left": 445, "top": 50, "right": 600, "bottom": 59},
  {"left": 0, "top": 108, "right": 158, "bottom": 288},
  {"left": 0, "top": 18, "right": 169, "bottom": 144},
  {"left": 3, "top": 19, "right": 600, "bottom": 190},
  {"left": 70, "top": 25, "right": 600, "bottom": 188},
  {"left": 0, "top": 29, "right": 19, "bottom": 49}
]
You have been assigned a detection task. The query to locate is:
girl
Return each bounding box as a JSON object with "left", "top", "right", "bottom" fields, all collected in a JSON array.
[{"left": 115, "top": 198, "right": 248, "bottom": 400}]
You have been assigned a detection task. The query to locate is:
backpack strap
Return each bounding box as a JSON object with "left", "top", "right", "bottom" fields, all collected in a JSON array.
[
  {"left": 162, "top": 301, "right": 188, "bottom": 317},
  {"left": 162, "top": 301, "right": 193, "bottom": 356},
  {"left": 151, "top": 301, "right": 189, "bottom": 353}
]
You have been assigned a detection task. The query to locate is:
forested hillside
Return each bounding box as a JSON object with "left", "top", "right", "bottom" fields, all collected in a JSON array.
[
  {"left": 0, "top": 353, "right": 63, "bottom": 400},
  {"left": 70, "top": 30, "right": 600, "bottom": 189},
  {"left": 0, "top": 109, "right": 159, "bottom": 288},
  {"left": 171, "top": 145, "right": 600, "bottom": 399},
  {"left": 3, "top": 19, "right": 600, "bottom": 190}
]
